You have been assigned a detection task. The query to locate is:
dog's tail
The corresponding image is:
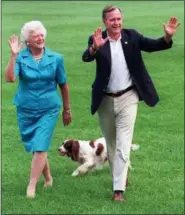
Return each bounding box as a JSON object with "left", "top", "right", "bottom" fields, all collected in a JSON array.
[{"left": 131, "top": 144, "right": 140, "bottom": 151}]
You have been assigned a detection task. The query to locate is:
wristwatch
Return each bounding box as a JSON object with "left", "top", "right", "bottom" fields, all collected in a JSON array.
[{"left": 91, "top": 44, "right": 99, "bottom": 52}]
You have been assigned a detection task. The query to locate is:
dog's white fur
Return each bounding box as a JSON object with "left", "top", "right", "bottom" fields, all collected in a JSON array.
[{"left": 58, "top": 137, "right": 139, "bottom": 177}]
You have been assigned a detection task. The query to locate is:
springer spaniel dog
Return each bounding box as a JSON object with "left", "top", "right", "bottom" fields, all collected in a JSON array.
[{"left": 58, "top": 137, "right": 139, "bottom": 177}]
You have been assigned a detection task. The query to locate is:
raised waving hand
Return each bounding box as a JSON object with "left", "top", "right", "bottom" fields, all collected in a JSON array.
[
  {"left": 92, "top": 28, "right": 109, "bottom": 49},
  {"left": 8, "top": 35, "right": 22, "bottom": 55},
  {"left": 163, "top": 17, "right": 180, "bottom": 37}
]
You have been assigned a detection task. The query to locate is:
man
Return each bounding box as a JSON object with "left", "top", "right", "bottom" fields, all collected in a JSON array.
[{"left": 82, "top": 5, "right": 180, "bottom": 201}]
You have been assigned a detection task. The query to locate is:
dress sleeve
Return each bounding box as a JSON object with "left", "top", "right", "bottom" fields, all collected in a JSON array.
[
  {"left": 56, "top": 55, "right": 67, "bottom": 84},
  {"left": 14, "top": 56, "right": 20, "bottom": 77}
]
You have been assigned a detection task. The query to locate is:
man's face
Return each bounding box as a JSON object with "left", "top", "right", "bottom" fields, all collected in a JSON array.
[{"left": 103, "top": 8, "right": 123, "bottom": 35}]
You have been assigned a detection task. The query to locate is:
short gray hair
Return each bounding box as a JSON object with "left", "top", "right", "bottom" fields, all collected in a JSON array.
[
  {"left": 20, "top": 20, "right": 47, "bottom": 46},
  {"left": 102, "top": 5, "right": 122, "bottom": 20}
]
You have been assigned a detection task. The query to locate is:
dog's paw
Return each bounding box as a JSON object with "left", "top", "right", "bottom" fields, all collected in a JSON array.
[
  {"left": 71, "top": 170, "right": 79, "bottom": 177},
  {"left": 129, "top": 165, "right": 134, "bottom": 171},
  {"left": 96, "top": 165, "right": 104, "bottom": 170},
  {"left": 131, "top": 144, "right": 140, "bottom": 151}
]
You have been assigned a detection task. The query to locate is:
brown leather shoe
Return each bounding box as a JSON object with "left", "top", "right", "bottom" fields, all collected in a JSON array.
[{"left": 113, "top": 191, "right": 125, "bottom": 201}]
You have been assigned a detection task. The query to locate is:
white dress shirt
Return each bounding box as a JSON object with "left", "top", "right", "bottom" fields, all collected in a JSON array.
[{"left": 106, "top": 34, "right": 133, "bottom": 93}]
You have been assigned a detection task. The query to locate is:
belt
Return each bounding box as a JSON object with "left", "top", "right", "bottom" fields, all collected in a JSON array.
[{"left": 104, "top": 86, "right": 134, "bottom": 97}]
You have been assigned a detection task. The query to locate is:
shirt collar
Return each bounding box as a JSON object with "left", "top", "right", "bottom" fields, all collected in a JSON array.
[
  {"left": 107, "top": 31, "right": 122, "bottom": 42},
  {"left": 21, "top": 47, "right": 53, "bottom": 57}
]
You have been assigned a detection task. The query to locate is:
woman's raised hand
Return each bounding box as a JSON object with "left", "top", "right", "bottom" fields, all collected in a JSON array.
[{"left": 8, "top": 35, "right": 23, "bottom": 55}]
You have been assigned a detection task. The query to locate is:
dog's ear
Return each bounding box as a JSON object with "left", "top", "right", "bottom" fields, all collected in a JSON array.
[
  {"left": 64, "top": 140, "right": 73, "bottom": 150},
  {"left": 71, "top": 141, "right": 80, "bottom": 161},
  {"left": 96, "top": 143, "right": 104, "bottom": 156},
  {"left": 89, "top": 140, "right": 95, "bottom": 148}
]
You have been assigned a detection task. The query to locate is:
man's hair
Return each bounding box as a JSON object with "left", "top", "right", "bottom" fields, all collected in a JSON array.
[{"left": 102, "top": 5, "right": 122, "bottom": 20}]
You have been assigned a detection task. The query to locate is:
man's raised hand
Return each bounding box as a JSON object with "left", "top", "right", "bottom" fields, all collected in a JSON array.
[{"left": 92, "top": 28, "right": 109, "bottom": 49}]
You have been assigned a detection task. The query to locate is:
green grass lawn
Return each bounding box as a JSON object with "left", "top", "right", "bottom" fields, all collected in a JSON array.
[{"left": 2, "top": 1, "right": 184, "bottom": 214}]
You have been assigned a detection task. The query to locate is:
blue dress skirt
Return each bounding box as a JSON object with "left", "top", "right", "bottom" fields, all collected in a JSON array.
[{"left": 16, "top": 106, "right": 60, "bottom": 152}]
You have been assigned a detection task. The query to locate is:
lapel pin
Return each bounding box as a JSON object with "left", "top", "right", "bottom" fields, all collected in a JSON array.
[{"left": 125, "top": 41, "right": 128, "bottom": 44}]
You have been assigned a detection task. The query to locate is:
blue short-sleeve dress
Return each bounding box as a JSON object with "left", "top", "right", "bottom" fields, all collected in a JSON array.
[{"left": 13, "top": 47, "right": 67, "bottom": 152}]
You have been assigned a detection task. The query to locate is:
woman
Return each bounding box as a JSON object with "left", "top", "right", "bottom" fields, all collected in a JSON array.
[{"left": 5, "top": 20, "right": 72, "bottom": 198}]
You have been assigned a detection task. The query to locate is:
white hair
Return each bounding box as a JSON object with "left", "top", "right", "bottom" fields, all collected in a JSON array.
[{"left": 20, "top": 20, "right": 47, "bottom": 46}]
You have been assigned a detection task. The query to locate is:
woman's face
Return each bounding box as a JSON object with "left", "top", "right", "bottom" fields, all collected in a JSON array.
[{"left": 28, "top": 30, "right": 45, "bottom": 49}]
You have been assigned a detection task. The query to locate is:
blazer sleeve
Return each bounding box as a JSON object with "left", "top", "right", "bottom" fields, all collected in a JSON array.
[
  {"left": 134, "top": 30, "right": 173, "bottom": 52},
  {"left": 82, "top": 35, "right": 96, "bottom": 62}
]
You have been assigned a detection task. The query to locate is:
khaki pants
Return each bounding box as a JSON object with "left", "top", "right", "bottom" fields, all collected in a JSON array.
[{"left": 97, "top": 89, "right": 139, "bottom": 191}]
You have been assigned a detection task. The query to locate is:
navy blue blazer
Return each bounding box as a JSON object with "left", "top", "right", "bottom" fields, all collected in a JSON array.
[{"left": 82, "top": 29, "right": 173, "bottom": 115}]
